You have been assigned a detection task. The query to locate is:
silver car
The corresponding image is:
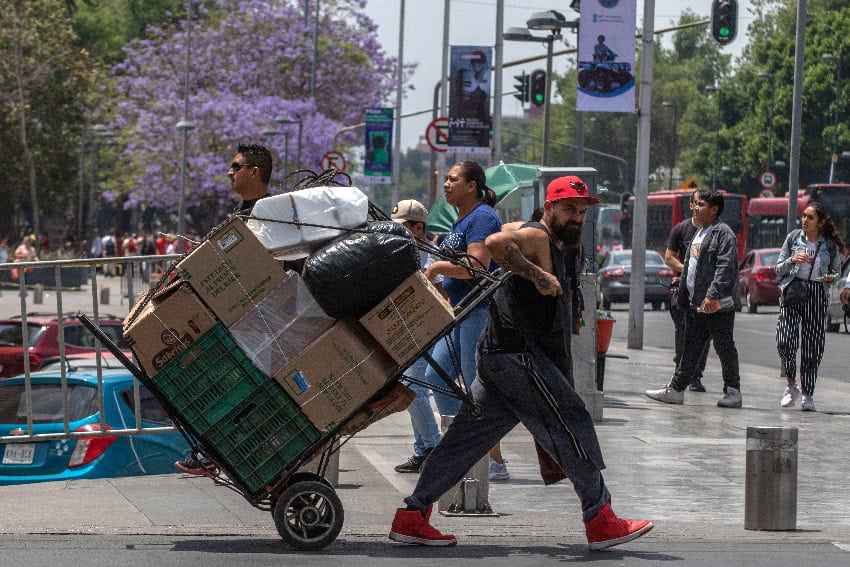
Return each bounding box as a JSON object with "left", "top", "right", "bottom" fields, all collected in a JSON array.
[{"left": 826, "top": 255, "right": 850, "bottom": 333}]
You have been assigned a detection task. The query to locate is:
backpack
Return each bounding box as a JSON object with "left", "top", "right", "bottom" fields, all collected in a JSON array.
[{"left": 104, "top": 237, "right": 116, "bottom": 256}]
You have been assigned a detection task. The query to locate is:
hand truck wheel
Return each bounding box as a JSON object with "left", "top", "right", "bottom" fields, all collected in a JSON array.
[{"left": 273, "top": 480, "right": 344, "bottom": 550}]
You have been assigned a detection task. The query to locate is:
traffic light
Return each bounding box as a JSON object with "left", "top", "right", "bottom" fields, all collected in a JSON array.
[
  {"left": 530, "top": 69, "right": 547, "bottom": 108},
  {"left": 513, "top": 72, "right": 530, "bottom": 104},
  {"left": 711, "top": 0, "right": 738, "bottom": 45}
]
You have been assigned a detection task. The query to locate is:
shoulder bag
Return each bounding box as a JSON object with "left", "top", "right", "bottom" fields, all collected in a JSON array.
[{"left": 781, "top": 241, "right": 820, "bottom": 306}]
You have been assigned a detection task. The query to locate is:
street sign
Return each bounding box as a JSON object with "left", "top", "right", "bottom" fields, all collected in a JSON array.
[
  {"left": 320, "top": 151, "right": 346, "bottom": 172},
  {"left": 759, "top": 171, "right": 777, "bottom": 190},
  {"left": 759, "top": 188, "right": 775, "bottom": 198},
  {"left": 425, "top": 117, "right": 449, "bottom": 153}
]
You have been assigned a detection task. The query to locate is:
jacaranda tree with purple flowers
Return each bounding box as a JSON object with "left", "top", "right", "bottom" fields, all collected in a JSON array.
[{"left": 103, "top": 0, "right": 395, "bottom": 232}]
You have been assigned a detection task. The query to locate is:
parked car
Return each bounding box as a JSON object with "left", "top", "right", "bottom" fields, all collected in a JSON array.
[
  {"left": 0, "top": 368, "right": 190, "bottom": 485},
  {"left": 826, "top": 255, "right": 850, "bottom": 333},
  {"left": 596, "top": 250, "right": 674, "bottom": 310},
  {"left": 0, "top": 313, "right": 128, "bottom": 379},
  {"left": 38, "top": 352, "right": 126, "bottom": 373},
  {"left": 738, "top": 248, "right": 781, "bottom": 313}
]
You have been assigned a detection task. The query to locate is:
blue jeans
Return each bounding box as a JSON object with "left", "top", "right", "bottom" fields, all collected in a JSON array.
[{"left": 404, "top": 306, "right": 488, "bottom": 456}]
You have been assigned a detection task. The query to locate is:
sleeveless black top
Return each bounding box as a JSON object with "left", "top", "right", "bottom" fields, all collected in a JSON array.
[{"left": 480, "top": 222, "right": 575, "bottom": 363}]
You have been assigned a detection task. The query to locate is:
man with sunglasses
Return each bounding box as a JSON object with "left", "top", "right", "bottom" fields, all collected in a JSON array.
[
  {"left": 175, "top": 142, "right": 274, "bottom": 477},
  {"left": 227, "top": 143, "right": 273, "bottom": 215}
]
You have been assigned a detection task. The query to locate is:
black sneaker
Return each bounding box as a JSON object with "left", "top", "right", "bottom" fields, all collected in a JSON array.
[
  {"left": 394, "top": 448, "right": 433, "bottom": 473},
  {"left": 687, "top": 379, "right": 706, "bottom": 393},
  {"left": 175, "top": 454, "right": 217, "bottom": 476}
]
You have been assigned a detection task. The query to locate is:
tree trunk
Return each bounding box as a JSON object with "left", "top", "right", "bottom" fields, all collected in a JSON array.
[{"left": 12, "top": 3, "right": 40, "bottom": 236}]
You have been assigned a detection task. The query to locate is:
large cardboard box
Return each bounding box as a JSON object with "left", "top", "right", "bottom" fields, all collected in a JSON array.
[
  {"left": 358, "top": 271, "right": 455, "bottom": 365},
  {"left": 274, "top": 320, "right": 398, "bottom": 432},
  {"left": 123, "top": 282, "right": 217, "bottom": 376},
  {"left": 176, "top": 216, "right": 286, "bottom": 326}
]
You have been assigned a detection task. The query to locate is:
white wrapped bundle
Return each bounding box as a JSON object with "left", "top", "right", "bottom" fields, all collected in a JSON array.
[{"left": 246, "top": 185, "right": 368, "bottom": 257}]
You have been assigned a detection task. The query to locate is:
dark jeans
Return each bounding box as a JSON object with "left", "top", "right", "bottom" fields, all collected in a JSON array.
[
  {"left": 671, "top": 309, "right": 740, "bottom": 392},
  {"left": 669, "top": 300, "right": 710, "bottom": 383}
]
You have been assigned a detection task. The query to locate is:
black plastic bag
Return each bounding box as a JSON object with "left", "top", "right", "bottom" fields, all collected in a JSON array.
[{"left": 303, "top": 222, "right": 421, "bottom": 318}]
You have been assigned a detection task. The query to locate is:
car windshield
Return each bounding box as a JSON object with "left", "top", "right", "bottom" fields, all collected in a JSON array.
[
  {"left": 0, "top": 383, "right": 99, "bottom": 424},
  {"left": 0, "top": 323, "right": 43, "bottom": 347},
  {"left": 759, "top": 251, "right": 780, "bottom": 266}
]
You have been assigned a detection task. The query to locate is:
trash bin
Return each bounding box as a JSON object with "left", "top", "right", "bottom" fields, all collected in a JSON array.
[{"left": 744, "top": 426, "right": 797, "bottom": 531}]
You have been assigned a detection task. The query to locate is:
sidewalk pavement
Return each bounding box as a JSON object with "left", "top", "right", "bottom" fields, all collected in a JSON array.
[{"left": 2, "top": 333, "right": 849, "bottom": 550}]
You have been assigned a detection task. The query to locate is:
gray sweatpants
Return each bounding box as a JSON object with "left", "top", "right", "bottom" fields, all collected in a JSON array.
[{"left": 404, "top": 348, "right": 610, "bottom": 523}]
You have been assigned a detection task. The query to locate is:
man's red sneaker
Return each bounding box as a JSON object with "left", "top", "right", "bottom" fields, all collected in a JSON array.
[
  {"left": 388, "top": 506, "right": 457, "bottom": 546},
  {"left": 585, "top": 502, "right": 653, "bottom": 550}
]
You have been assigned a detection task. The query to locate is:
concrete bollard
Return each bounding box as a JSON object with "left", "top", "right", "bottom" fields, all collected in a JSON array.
[
  {"left": 33, "top": 284, "right": 44, "bottom": 304},
  {"left": 100, "top": 286, "right": 110, "bottom": 305},
  {"left": 437, "top": 415, "right": 497, "bottom": 516},
  {"left": 744, "top": 426, "right": 798, "bottom": 531}
]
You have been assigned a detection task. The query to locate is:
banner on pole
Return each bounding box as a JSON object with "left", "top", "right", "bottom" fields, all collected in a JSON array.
[
  {"left": 577, "top": 0, "right": 637, "bottom": 113},
  {"left": 364, "top": 107, "right": 394, "bottom": 184},
  {"left": 448, "top": 45, "right": 492, "bottom": 154}
]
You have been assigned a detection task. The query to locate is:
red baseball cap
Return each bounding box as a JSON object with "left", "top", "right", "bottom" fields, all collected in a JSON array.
[{"left": 545, "top": 176, "right": 600, "bottom": 205}]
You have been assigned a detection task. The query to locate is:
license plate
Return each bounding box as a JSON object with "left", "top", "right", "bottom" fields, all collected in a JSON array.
[{"left": 2, "top": 443, "right": 35, "bottom": 465}]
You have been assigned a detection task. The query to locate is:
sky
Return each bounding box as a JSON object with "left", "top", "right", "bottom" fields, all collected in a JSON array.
[{"left": 362, "top": 0, "right": 753, "bottom": 151}]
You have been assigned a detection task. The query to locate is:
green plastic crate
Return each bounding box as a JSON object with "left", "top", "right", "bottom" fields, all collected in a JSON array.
[
  {"left": 151, "top": 324, "right": 269, "bottom": 434},
  {"left": 201, "top": 380, "right": 321, "bottom": 495}
]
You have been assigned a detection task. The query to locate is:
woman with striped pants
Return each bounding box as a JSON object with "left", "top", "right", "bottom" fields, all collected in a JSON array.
[{"left": 774, "top": 202, "right": 845, "bottom": 411}]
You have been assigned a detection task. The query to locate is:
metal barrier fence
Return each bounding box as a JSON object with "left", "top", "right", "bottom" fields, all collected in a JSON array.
[{"left": 0, "top": 255, "right": 180, "bottom": 444}]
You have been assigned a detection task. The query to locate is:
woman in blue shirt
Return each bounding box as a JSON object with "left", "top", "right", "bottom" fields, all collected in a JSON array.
[{"left": 422, "top": 161, "right": 506, "bottom": 478}]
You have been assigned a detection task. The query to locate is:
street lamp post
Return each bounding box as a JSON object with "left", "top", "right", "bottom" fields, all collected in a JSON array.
[
  {"left": 276, "top": 116, "right": 303, "bottom": 172},
  {"left": 176, "top": 0, "right": 194, "bottom": 254},
  {"left": 703, "top": 84, "right": 719, "bottom": 190},
  {"left": 661, "top": 101, "right": 678, "bottom": 190},
  {"left": 504, "top": 10, "right": 573, "bottom": 168},
  {"left": 757, "top": 72, "right": 775, "bottom": 171},
  {"left": 822, "top": 53, "right": 842, "bottom": 184},
  {"left": 261, "top": 127, "right": 285, "bottom": 183}
]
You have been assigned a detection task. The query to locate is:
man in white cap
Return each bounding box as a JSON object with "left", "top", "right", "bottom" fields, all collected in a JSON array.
[
  {"left": 389, "top": 199, "right": 446, "bottom": 474},
  {"left": 388, "top": 176, "right": 653, "bottom": 550}
]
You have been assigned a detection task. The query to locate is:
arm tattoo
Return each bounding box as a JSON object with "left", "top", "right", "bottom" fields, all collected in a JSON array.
[{"left": 498, "top": 244, "right": 539, "bottom": 281}]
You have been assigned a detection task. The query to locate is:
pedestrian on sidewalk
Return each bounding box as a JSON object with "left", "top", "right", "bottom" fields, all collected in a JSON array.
[
  {"left": 174, "top": 143, "right": 274, "bottom": 477},
  {"left": 646, "top": 188, "right": 743, "bottom": 408},
  {"left": 388, "top": 175, "right": 653, "bottom": 550},
  {"left": 392, "top": 161, "right": 510, "bottom": 482},
  {"left": 663, "top": 190, "right": 711, "bottom": 393},
  {"left": 774, "top": 202, "right": 845, "bottom": 412}
]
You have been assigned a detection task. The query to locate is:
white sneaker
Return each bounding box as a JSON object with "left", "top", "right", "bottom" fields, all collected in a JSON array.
[
  {"left": 801, "top": 394, "right": 816, "bottom": 412},
  {"left": 780, "top": 385, "right": 800, "bottom": 408},
  {"left": 645, "top": 385, "right": 684, "bottom": 405}
]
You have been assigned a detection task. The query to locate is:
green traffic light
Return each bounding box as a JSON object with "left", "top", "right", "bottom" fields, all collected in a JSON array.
[
  {"left": 719, "top": 27, "right": 730, "bottom": 37},
  {"left": 534, "top": 94, "right": 544, "bottom": 103}
]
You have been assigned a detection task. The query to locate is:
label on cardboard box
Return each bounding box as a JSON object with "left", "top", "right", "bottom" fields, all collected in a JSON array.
[
  {"left": 274, "top": 320, "right": 398, "bottom": 432},
  {"left": 358, "top": 271, "right": 455, "bottom": 365},
  {"left": 176, "top": 217, "right": 285, "bottom": 326},
  {"left": 123, "top": 283, "right": 217, "bottom": 376}
]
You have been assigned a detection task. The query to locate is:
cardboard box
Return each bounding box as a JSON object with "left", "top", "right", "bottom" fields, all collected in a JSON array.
[
  {"left": 358, "top": 271, "right": 455, "bottom": 365},
  {"left": 123, "top": 282, "right": 217, "bottom": 376},
  {"left": 274, "top": 320, "right": 398, "bottom": 432},
  {"left": 230, "top": 272, "right": 335, "bottom": 377},
  {"left": 176, "top": 216, "right": 286, "bottom": 326}
]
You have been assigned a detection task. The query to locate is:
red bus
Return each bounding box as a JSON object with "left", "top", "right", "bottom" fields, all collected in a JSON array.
[
  {"left": 746, "top": 195, "right": 808, "bottom": 250},
  {"left": 634, "top": 189, "right": 749, "bottom": 259}
]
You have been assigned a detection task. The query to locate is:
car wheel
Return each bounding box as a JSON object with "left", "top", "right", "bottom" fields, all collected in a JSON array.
[
  {"left": 651, "top": 301, "right": 662, "bottom": 311},
  {"left": 602, "top": 295, "right": 612, "bottom": 310},
  {"left": 826, "top": 312, "right": 840, "bottom": 333},
  {"left": 746, "top": 291, "right": 757, "bottom": 314}
]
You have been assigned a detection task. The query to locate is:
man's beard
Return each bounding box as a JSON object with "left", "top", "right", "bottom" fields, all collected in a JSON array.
[{"left": 553, "top": 222, "right": 583, "bottom": 245}]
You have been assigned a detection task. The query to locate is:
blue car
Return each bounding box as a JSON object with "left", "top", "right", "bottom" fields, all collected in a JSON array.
[{"left": 0, "top": 368, "right": 190, "bottom": 485}]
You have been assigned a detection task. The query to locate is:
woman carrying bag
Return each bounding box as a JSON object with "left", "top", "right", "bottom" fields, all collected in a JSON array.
[{"left": 774, "top": 202, "right": 845, "bottom": 411}]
